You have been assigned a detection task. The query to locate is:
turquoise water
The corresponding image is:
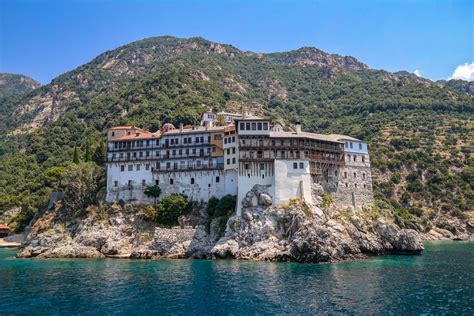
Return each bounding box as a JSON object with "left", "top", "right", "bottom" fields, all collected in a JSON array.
[{"left": 1, "top": 242, "right": 473, "bottom": 314}]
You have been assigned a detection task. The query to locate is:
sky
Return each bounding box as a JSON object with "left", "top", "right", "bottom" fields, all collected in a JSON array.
[{"left": 0, "top": 0, "right": 473, "bottom": 84}]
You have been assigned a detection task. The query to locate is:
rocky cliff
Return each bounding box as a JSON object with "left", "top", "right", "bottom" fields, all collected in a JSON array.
[{"left": 17, "top": 187, "right": 428, "bottom": 262}]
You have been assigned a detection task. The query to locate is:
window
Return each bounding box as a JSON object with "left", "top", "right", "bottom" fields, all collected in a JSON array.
[
  {"left": 263, "top": 122, "right": 268, "bottom": 130},
  {"left": 184, "top": 138, "right": 188, "bottom": 144},
  {"left": 179, "top": 149, "right": 182, "bottom": 156},
  {"left": 251, "top": 123, "right": 256, "bottom": 130},
  {"left": 139, "top": 152, "right": 143, "bottom": 157},
  {"left": 155, "top": 180, "right": 159, "bottom": 185},
  {"left": 146, "top": 151, "right": 150, "bottom": 157},
  {"left": 146, "top": 140, "right": 150, "bottom": 147},
  {"left": 136, "top": 164, "right": 140, "bottom": 171},
  {"left": 133, "top": 152, "right": 137, "bottom": 158},
  {"left": 146, "top": 164, "right": 150, "bottom": 170},
  {"left": 114, "top": 142, "right": 118, "bottom": 148},
  {"left": 196, "top": 137, "right": 200, "bottom": 143},
  {"left": 257, "top": 122, "right": 262, "bottom": 130},
  {"left": 293, "top": 162, "right": 298, "bottom": 169},
  {"left": 246, "top": 123, "right": 251, "bottom": 130},
  {"left": 232, "top": 158, "right": 236, "bottom": 164},
  {"left": 172, "top": 150, "right": 176, "bottom": 156},
  {"left": 350, "top": 142, "right": 353, "bottom": 148},
  {"left": 359, "top": 143, "right": 362, "bottom": 150},
  {"left": 128, "top": 180, "right": 132, "bottom": 186},
  {"left": 216, "top": 176, "right": 220, "bottom": 183},
  {"left": 362, "top": 156, "right": 365, "bottom": 162},
  {"left": 355, "top": 183, "right": 357, "bottom": 188},
  {"left": 227, "top": 149, "right": 230, "bottom": 155},
  {"left": 335, "top": 170, "right": 338, "bottom": 176},
  {"left": 128, "top": 165, "right": 133, "bottom": 171},
  {"left": 112, "top": 153, "right": 116, "bottom": 159},
  {"left": 112, "top": 132, "right": 115, "bottom": 137},
  {"left": 240, "top": 122, "right": 245, "bottom": 130},
  {"left": 354, "top": 172, "right": 357, "bottom": 178},
  {"left": 114, "top": 181, "right": 118, "bottom": 187},
  {"left": 245, "top": 163, "right": 249, "bottom": 170},
  {"left": 299, "top": 162, "right": 304, "bottom": 169},
  {"left": 260, "top": 163, "right": 265, "bottom": 170},
  {"left": 232, "top": 148, "right": 236, "bottom": 154},
  {"left": 191, "top": 178, "right": 195, "bottom": 184},
  {"left": 227, "top": 159, "right": 230, "bottom": 165},
  {"left": 345, "top": 142, "right": 348, "bottom": 148},
  {"left": 166, "top": 162, "right": 171, "bottom": 169},
  {"left": 156, "top": 151, "right": 159, "bottom": 157},
  {"left": 353, "top": 155, "right": 357, "bottom": 162},
  {"left": 170, "top": 179, "right": 174, "bottom": 185},
  {"left": 142, "top": 179, "right": 146, "bottom": 186},
  {"left": 363, "top": 173, "right": 366, "bottom": 179}
]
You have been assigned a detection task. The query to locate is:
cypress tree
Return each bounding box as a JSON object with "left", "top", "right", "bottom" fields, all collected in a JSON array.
[{"left": 72, "top": 147, "right": 80, "bottom": 163}]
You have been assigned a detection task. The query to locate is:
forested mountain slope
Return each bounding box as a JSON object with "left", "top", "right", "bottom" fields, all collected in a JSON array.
[
  {"left": 0, "top": 36, "right": 472, "bottom": 233},
  {"left": 0, "top": 73, "right": 40, "bottom": 134}
]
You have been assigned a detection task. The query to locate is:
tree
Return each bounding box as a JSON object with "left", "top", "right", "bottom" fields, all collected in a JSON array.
[
  {"left": 72, "top": 147, "right": 80, "bottom": 163},
  {"left": 59, "top": 162, "right": 104, "bottom": 214},
  {"left": 84, "top": 143, "right": 92, "bottom": 162},
  {"left": 155, "top": 194, "right": 188, "bottom": 227},
  {"left": 93, "top": 142, "right": 106, "bottom": 165},
  {"left": 144, "top": 185, "right": 162, "bottom": 205}
]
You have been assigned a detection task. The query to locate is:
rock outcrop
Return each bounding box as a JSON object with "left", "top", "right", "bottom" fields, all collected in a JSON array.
[{"left": 17, "top": 190, "right": 425, "bottom": 262}]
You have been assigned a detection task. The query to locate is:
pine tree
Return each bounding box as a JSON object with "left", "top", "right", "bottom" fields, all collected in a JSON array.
[{"left": 72, "top": 147, "right": 80, "bottom": 164}]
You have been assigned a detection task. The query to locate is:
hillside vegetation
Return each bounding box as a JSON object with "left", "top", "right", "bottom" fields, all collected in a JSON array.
[{"left": 0, "top": 36, "right": 472, "bottom": 233}]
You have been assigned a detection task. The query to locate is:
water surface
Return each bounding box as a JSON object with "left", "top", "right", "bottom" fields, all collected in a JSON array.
[{"left": 1, "top": 242, "right": 473, "bottom": 314}]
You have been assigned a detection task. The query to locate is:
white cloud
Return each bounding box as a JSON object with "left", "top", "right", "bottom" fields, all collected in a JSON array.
[
  {"left": 414, "top": 69, "right": 422, "bottom": 77},
  {"left": 449, "top": 62, "right": 474, "bottom": 81}
]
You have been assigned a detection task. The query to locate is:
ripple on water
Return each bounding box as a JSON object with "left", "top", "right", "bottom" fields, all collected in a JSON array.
[{"left": 0, "top": 242, "right": 473, "bottom": 314}]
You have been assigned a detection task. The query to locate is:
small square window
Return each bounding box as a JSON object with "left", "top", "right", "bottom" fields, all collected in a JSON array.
[
  {"left": 142, "top": 179, "right": 146, "bottom": 186},
  {"left": 293, "top": 162, "right": 298, "bottom": 169},
  {"left": 170, "top": 179, "right": 174, "bottom": 185},
  {"left": 216, "top": 176, "right": 220, "bottom": 183},
  {"left": 128, "top": 165, "right": 133, "bottom": 171},
  {"left": 155, "top": 180, "right": 159, "bottom": 185},
  {"left": 121, "top": 165, "right": 125, "bottom": 172},
  {"left": 114, "top": 181, "right": 118, "bottom": 187},
  {"left": 299, "top": 162, "right": 304, "bottom": 169},
  {"left": 191, "top": 178, "right": 195, "bottom": 184}
]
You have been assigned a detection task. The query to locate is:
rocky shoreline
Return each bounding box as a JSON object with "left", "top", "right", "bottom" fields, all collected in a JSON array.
[
  {"left": 16, "top": 185, "right": 434, "bottom": 262},
  {"left": 16, "top": 183, "right": 473, "bottom": 262}
]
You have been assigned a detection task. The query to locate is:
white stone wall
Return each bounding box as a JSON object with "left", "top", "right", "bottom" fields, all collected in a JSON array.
[
  {"left": 273, "top": 160, "right": 313, "bottom": 206},
  {"left": 224, "top": 169, "right": 238, "bottom": 196},
  {"left": 154, "top": 170, "right": 227, "bottom": 202},
  {"left": 106, "top": 162, "right": 154, "bottom": 203}
]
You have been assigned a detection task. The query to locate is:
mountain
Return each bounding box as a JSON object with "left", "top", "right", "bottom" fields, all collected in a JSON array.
[
  {"left": 0, "top": 73, "right": 41, "bottom": 132},
  {"left": 436, "top": 79, "right": 474, "bottom": 96},
  {"left": 0, "top": 36, "right": 472, "bottom": 234}
]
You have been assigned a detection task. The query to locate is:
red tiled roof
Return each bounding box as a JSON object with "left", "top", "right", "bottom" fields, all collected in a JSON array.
[
  {"left": 111, "top": 132, "right": 160, "bottom": 141},
  {"left": 0, "top": 225, "right": 10, "bottom": 229}
]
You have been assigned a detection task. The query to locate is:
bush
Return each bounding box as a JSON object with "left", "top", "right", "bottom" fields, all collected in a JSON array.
[{"left": 155, "top": 194, "right": 188, "bottom": 227}]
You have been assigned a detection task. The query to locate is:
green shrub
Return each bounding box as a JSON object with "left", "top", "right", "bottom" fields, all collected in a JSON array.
[{"left": 155, "top": 194, "right": 188, "bottom": 227}]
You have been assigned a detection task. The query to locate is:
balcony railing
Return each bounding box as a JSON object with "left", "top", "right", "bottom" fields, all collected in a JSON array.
[{"left": 153, "top": 163, "right": 224, "bottom": 173}]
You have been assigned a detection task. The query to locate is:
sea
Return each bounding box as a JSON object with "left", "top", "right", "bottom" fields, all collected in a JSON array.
[{"left": 0, "top": 241, "right": 473, "bottom": 314}]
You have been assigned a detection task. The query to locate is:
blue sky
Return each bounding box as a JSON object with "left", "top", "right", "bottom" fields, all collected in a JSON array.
[{"left": 1, "top": 0, "right": 472, "bottom": 84}]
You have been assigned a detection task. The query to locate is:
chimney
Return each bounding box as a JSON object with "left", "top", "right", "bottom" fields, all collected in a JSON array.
[
  {"left": 179, "top": 123, "right": 183, "bottom": 132},
  {"left": 295, "top": 122, "right": 302, "bottom": 134}
]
